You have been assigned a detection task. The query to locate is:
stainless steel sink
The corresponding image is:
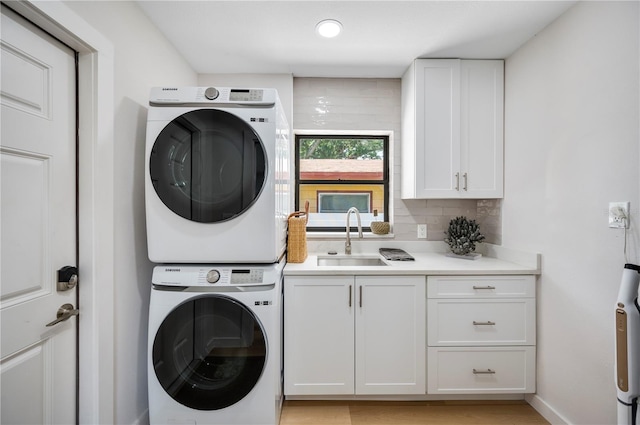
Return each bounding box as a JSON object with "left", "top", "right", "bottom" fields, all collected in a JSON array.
[{"left": 316, "top": 256, "right": 388, "bottom": 267}]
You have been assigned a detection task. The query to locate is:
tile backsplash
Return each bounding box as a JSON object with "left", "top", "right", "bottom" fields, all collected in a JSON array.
[{"left": 293, "top": 77, "right": 501, "bottom": 244}]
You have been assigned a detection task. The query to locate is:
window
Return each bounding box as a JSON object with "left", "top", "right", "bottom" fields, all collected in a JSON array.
[{"left": 295, "top": 135, "right": 389, "bottom": 232}]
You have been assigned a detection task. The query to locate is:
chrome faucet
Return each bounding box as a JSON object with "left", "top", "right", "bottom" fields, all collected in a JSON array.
[{"left": 345, "top": 207, "right": 363, "bottom": 255}]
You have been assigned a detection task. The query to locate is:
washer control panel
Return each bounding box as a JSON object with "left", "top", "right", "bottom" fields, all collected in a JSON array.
[
  {"left": 201, "top": 268, "right": 264, "bottom": 285},
  {"left": 230, "top": 269, "right": 264, "bottom": 284},
  {"left": 228, "top": 89, "right": 263, "bottom": 102},
  {"left": 152, "top": 264, "right": 278, "bottom": 287}
]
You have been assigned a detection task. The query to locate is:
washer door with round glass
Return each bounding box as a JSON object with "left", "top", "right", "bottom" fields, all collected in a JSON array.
[
  {"left": 149, "top": 109, "right": 267, "bottom": 223},
  {"left": 152, "top": 295, "right": 267, "bottom": 410}
]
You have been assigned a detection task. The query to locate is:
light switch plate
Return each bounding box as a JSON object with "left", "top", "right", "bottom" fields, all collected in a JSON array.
[{"left": 609, "top": 201, "right": 630, "bottom": 229}]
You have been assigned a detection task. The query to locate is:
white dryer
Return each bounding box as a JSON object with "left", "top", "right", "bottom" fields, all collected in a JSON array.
[
  {"left": 148, "top": 261, "right": 283, "bottom": 425},
  {"left": 145, "top": 87, "right": 290, "bottom": 263}
]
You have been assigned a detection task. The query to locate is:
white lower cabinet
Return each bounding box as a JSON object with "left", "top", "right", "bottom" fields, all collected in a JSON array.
[
  {"left": 426, "top": 275, "right": 537, "bottom": 394},
  {"left": 427, "top": 346, "right": 536, "bottom": 394},
  {"left": 427, "top": 298, "right": 536, "bottom": 346},
  {"left": 284, "top": 275, "right": 426, "bottom": 396},
  {"left": 284, "top": 275, "right": 354, "bottom": 395},
  {"left": 355, "top": 276, "right": 426, "bottom": 394}
]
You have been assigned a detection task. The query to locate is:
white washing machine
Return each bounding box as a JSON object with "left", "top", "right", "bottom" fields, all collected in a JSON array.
[
  {"left": 148, "top": 261, "right": 283, "bottom": 425},
  {"left": 145, "top": 86, "right": 290, "bottom": 263}
]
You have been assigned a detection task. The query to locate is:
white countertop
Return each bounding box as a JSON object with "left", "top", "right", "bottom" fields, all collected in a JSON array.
[{"left": 284, "top": 242, "right": 541, "bottom": 276}]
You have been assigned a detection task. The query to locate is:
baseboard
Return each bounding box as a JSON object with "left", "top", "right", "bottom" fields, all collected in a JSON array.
[
  {"left": 526, "top": 394, "right": 571, "bottom": 425},
  {"left": 132, "top": 408, "right": 149, "bottom": 425},
  {"left": 286, "top": 394, "right": 525, "bottom": 401}
]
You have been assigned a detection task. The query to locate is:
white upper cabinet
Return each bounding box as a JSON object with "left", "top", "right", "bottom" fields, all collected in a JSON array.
[
  {"left": 460, "top": 60, "right": 504, "bottom": 198},
  {"left": 401, "top": 59, "right": 504, "bottom": 199}
]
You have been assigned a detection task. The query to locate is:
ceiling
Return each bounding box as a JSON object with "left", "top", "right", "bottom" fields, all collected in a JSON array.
[{"left": 135, "top": 1, "right": 577, "bottom": 78}]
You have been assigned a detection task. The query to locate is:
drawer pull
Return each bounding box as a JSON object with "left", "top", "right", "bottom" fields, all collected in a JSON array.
[
  {"left": 473, "top": 285, "right": 496, "bottom": 290},
  {"left": 473, "top": 368, "right": 496, "bottom": 375},
  {"left": 473, "top": 321, "right": 496, "bottom": 326}
]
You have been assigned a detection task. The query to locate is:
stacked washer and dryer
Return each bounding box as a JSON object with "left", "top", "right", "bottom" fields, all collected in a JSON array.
[{"left": 145, "top": 87, "right": 290, "bottom": 425}]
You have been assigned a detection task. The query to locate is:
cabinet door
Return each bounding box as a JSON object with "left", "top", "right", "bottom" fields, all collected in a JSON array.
[
  {"left": 460, "top": 60, "right": 504, "bottom": 198},
  {"left": 284, "top": 276, "right": 355, "bottom": 395},
  {"left": 414, "top": 59, "right": 461, "bottom": 198},
  {"left": 355, "top": 276, "right": 426, "bottom": 394}
]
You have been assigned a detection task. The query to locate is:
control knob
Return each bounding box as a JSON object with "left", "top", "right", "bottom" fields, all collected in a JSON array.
[
  {"left": 206, "top": 269, "right": 221, "bottom": 284},
  {"left": 204, "top": 87, "right": 219, "bottom": 100}
]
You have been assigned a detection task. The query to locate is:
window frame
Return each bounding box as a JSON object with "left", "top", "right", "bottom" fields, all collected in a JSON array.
[{"left": 295, "top": 134, "right": 390, "bottom": 232}]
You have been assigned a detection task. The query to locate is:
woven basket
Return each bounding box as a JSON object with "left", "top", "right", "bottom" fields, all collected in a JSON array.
[
  {"left": 370, "top": 221, "right": 390, "bottom": 235},
  {"left": 287, "top": 202, "right": 309, "bottom": 263}
]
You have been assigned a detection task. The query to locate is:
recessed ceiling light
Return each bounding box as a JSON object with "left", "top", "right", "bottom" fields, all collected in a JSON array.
[{"left": 316, "top": 19, "right": 342, "bottom": 38}]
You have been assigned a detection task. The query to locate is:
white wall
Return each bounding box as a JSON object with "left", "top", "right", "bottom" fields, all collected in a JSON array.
[
  {"left": 60, "top": 2, "right": 196, "bottom": 424},
  {"left": 503, "top": 2, "right": 639, "bottom": 424}
]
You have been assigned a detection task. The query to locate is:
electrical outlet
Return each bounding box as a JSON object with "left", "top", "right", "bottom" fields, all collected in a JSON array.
[
  {"left": 609, "top": 201, "right": 630, "bottom": 229},
  {"left": 417, "top": 224, "right": 427, "bottom": 239}
]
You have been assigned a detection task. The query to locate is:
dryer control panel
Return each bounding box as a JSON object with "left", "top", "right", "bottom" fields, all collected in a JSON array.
[
  {"left": 152, "top": 263, "right": 281, "bottom": 288},
  {"left": 149, "top": 86, "right": 277, "bottom": 106}
]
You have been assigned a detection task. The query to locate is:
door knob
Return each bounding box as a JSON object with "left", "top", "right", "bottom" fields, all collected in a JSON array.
[
  {"left": 45, "top": 303, "right": 79, "bottom": 327},
  {"left": 57, "top": 266, "right": 78, "bottom": 291}
]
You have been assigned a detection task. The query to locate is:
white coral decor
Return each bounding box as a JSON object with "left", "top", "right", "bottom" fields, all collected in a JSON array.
[{"left": 444, "top": 216, "right": 485, "bottom": 255}]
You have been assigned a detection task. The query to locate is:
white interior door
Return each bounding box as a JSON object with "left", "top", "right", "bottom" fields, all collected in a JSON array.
[{"left": 1, "top": 6, "right": 77, "bottom": 424}]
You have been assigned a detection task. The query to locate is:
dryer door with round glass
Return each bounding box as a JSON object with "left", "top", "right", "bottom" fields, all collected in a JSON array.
[
  {"left": 152, "top": 295, "right": 267, "bottom": 410},
  {"left": 149, "top": 109, "right": 267, "bottom": 223}
]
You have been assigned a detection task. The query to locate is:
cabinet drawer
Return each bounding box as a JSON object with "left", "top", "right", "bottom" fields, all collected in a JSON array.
[
  {"left": 427, "top": 346, "right": 536, "bottom": 394},
  {"left": 427, "top": 275, "right": 535, "bottom": 298},
  {"left": 427, "top": 298, "right": 535, "bottom": 346}
]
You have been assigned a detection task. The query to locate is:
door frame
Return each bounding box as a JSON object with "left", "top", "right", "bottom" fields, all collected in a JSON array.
[{"left": 3, "top": 1, "right": 115, "bottom": 423}]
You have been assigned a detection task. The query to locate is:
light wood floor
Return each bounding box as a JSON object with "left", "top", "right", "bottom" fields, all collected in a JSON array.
[{"left": 280, "top": 400, "right": 550, "bottom": 425}]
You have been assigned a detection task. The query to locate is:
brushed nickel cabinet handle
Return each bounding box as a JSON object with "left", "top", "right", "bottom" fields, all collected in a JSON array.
[
  {"left": 473, "top": 368, "right": 495, "bottom": 374},
  {"left": 349, "top": 285, "right": 352, "bottom": 307},
  {"left": 463, "top": 172, "right": 468, "bottom": 191},
  {"left": 473, "top": 321, "right": 496, "bottom": 326},
  {"left": 473, "top": 285, "right": 496, "bottom": 290},
  {"left": 359, "top": 286, "right": 363, "bottom": 308},
  {"left": 454, "top": 172, "right": 460, "bottom": 191}
]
